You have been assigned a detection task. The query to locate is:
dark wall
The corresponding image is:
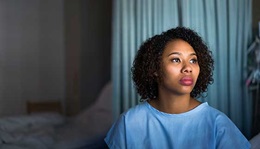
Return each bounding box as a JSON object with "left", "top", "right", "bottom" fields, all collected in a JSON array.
[
  {"left": 0, "top": 0, "right": 65, "bottom": 116},
  {"left": 80, "top": 0, "right": 112, "bottom": 109},
  {"left": 64, "top": 0, "right": 112, "bottom": 114},
  {"left": 64, "top": 0, "right": 82, "bottom": 115}
]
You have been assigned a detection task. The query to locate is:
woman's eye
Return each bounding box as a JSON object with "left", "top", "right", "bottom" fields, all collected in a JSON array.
[
  {"left": 172, "top": 58, "right": 180, "bottom": 63},
  {"left": 190, "top": 59, "right": 198, "bottom": 64}
]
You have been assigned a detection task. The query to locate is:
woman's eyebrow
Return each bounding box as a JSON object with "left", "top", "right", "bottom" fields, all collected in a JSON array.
[
  {"left": 168, "top": 52, "right": 197, "bottom": 57},
  {"left": 190, "top": 53, "right": 197, "bottom": 56},
  {"left": 168, "top": 52, "right": 181, "bottom": 57}
]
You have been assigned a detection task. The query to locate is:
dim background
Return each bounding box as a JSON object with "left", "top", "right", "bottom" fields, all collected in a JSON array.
[
  {"left": 0, "top": 0, "right": 112, "bottom": 117},
  {"left": 0, "top": 0, "right": 259, "bottom": 126}
]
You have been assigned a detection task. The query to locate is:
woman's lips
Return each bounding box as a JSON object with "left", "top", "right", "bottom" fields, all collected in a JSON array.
[{"left": 179, "top": 77, "right": 194, "bottom": 86}]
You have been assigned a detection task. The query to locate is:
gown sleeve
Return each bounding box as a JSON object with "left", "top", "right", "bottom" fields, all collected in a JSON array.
[
  {"left": 104, "top": 114, "right": 127, "bottom": 149},
  {"left": 215, "top": 114, "right": 251, "bottom": 149}
]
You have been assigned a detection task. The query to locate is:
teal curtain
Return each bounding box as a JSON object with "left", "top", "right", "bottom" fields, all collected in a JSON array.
[{"left": 112, "top": 0, "right": 252, "bottom": 138}]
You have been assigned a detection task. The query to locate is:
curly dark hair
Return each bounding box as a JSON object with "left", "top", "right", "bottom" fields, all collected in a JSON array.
[{"left": 131, "top": 27, "right": 214, "bottom": 101}]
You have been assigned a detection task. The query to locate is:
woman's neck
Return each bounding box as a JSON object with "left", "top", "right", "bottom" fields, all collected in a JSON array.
[{"left": 149, "top": 94, "right": 201, "bottom": 114}]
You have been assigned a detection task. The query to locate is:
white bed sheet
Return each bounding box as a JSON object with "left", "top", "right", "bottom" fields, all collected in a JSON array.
[
  {"left": 0, "top": 82, "right": 113, "bottom": 149},
  {"left": 0, "top": 112, "right": 110, "bottom": 149},
  {"left": 0, "top": 113, "right": 64, "bottom": 149}
]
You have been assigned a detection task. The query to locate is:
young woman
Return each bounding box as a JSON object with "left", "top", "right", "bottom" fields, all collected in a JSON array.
[{"left": 105, "top": 27, "right": 250, "bottom": 149}]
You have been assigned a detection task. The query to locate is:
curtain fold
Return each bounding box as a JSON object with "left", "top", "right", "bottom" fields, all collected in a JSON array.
[{"left": 112, "top": 0, "right": 252, "bottom": 138}]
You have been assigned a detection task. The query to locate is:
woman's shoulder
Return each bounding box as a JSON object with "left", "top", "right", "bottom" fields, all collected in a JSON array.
[
  {"left": 203, "top": 103, "right": 243, "bottom": 133},
  {"left": 205, "top": 106, "right": 251, "bottom": 148},
  {"left": 121, "top": 101, "right": 150, "bottom": 118},
  {"left": 202, "top": 102, "right": 229, "bottom": 118},
  {"left": 107, "top": 102, "right": 150, "bottom": 135},
  {"left": 197, "top": 102, "right": 235, "bottom": 127}
]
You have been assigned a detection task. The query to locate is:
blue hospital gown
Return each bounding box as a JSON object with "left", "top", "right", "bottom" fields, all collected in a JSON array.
[{"left": 105, "top": 102, "right": 250, "bottom": 149}]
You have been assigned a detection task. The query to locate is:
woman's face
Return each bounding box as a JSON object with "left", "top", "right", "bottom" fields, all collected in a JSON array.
[{"left": 157, "top": 39, "right": 200, "bottom": 96}]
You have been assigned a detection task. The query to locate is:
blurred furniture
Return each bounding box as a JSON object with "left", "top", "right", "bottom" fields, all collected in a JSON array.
[
  {"left": 0, "top": 82, "right": 112, "bottom": 149},
  {"left": 27, "top": 100, "right": 63, "bottom": 114}
]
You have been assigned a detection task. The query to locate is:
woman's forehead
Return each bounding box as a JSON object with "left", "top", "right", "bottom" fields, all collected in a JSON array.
[{"left": 163, "top": 39, "right": 196, "bottom": 56}]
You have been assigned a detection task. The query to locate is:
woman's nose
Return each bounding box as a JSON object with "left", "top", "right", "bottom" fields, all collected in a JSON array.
[{"left": 181, "top": 62, "right": 192, "bottom": 73}]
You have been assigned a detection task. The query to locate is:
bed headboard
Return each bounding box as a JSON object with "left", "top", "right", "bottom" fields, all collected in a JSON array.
[{"left": 26, "top": 100, "right": 63, "bottom": 114}]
